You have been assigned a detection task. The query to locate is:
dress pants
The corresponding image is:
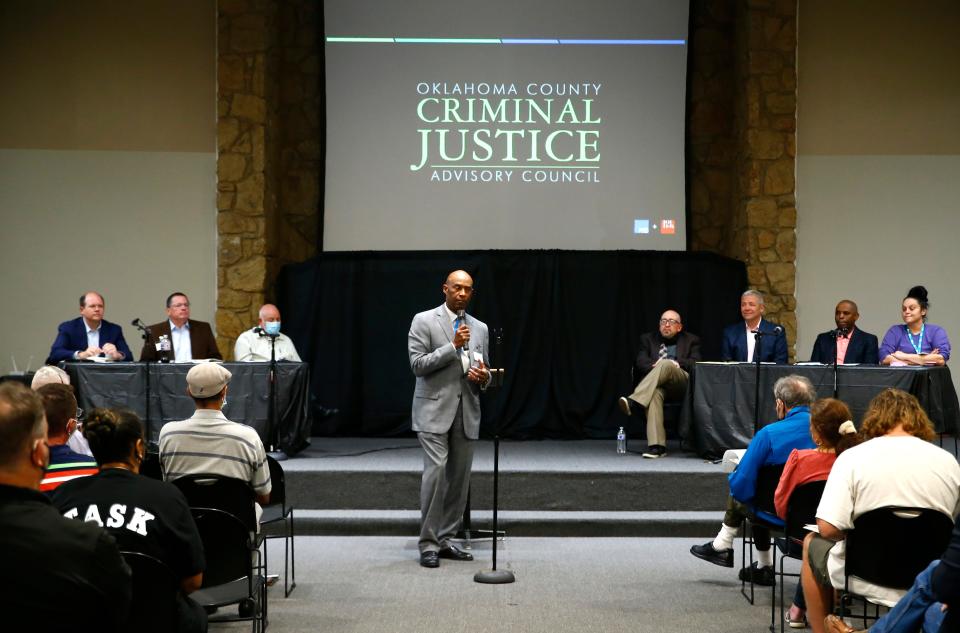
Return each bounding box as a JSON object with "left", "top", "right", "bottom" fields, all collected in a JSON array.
[
  {"left": 417, "top": 402, "right": 475, "bottom": 553},
  {"left": 627, "top": 361, "right": 688, "bottom": 446}
]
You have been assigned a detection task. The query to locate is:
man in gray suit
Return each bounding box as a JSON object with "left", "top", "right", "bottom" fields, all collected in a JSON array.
[{"left": 408, "top": 270, "right": 490, "bottom": 568}]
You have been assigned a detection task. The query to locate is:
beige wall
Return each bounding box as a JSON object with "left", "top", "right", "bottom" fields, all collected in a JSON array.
[
  {"left": 0, "top": 1, "right": 216, "bottom": 371},
  {"left": 796, "top": 2, "right": 960, "bottom": 385}
]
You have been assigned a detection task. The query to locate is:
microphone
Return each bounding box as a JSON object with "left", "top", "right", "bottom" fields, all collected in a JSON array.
[
  {"left": 456, "top": 310, "right": 466, "bottom": 349},
  {"left": 131, "top": 318, "right": 150, "bottom": 338},
  {"left": 772, "top": 325, "right": 784, "bottom": 335},
  {"left": 253, "top": 326, "right": 265, "bottom": 336},
  {"left": 833, "top": 327, "right": 849, "bottom": 338}
]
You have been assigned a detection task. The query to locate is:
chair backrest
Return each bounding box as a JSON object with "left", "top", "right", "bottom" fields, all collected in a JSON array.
[
  {"left": 784, "top": 480, "right": 827, "bottom": 542},
  {"left": 172, "top": 474, "right": 257, "bottom": 531},
  {"left": 121, "top": 550, "right": 179, "bottom": 633},
  {"left": 846, "top": 506, "right": 953, "bottom": 590},
  {"left": 266, "top": 454, "right": 286, "bottom": 509},
  {"left": 191, "top": 507, "right": 255, "bottom": 587},
  {"left": 140, "top": 452, "right": 163, "bottom": 480},
  {"left": 753, "top": 463, "right": 787, "bottom": 515}
]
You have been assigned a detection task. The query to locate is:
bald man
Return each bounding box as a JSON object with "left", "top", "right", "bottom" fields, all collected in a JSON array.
[
  {"left": 618, "top": 310, "right": 701, "bottom": 458},
  {"left": 619, "top": 310, "right": 700, "bottom": 459},
  {"left": 234, "top": 304, "right": 301, "bottom": 362},
  {"left": 809, "top": 300, "right": 879, "bottom": 364}
]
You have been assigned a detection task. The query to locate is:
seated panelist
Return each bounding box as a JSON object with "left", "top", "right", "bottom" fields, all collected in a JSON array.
[
  {"left": 46, "top": 292, "right": 132, "bottom": 363},
  {"left": 720, "top": 290, "right": 788, "bottom": 363},
  {"left": 234, "top": 304, "right": 301, "bottom": 362},
  {"left": 809, "top": 300, "right": 879, "bottom": 364},
  {"left": 139, "top": 292, "right": 222, "bottom": 362},
  {"left": 879, "top": 285, "right": 950, "bottom": 366}
]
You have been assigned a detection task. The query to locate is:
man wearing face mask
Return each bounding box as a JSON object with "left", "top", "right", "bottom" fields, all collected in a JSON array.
[
  {"left": 0, "top": 382, "right": 131, "bottom": 631},
  {"left": 234, "top": 304, "right": 301, "bottom": 362},
  {"left": 36, "top": 384, "right": 98, "bottom": 493},
  {"left": 690, "top": 375, "right": 817, "bottom": 586}
]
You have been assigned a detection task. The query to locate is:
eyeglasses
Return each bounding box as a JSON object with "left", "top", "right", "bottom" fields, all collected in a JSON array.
[
  {"left": 659, "top": 318, "right": 681, "bottom": 326},
  {"left": 170, "top": 302, "right": 190, "bottom": 308}
]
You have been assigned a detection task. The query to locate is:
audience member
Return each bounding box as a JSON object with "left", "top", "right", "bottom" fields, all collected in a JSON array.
[
  {"left": 0, "top": 382, "right": 131, "bottom": 631},
  {"left": 140, "top": 292, "right": 222, "bottom": 362},
  {"left": 720, "top": 289, "right": 788, "bottom": 363},
  {"left": 46, "top": 291, "right": 133, "bottom": 363},
  {"left": 30, "top": 365, "right": 92, "bottom": 457},
  {"left": 879, "top": 285, "right": 951, "bottom": 366},
  {"left": 53, "top": 408, "right": 207, "bottom": 633},
  {"left": 234, "top": 303, "right": 302, "bottom": 362},
  {"left": 37, "top": 383, "right": 98, "bottom": 493},
  {"left": 801, "top": 388, "right": 960, "bottom": 633},
  {"left": 690, "top": 374, "right": 817, "bottom": 586},
  {"left": 774, "top": 398, "right": 861, "bottom": 628},
  {"left": 617, "top": 309, "right": 701, "bottom": 458},
  {"left": 810, "top": 300, "right": 879, "bottom": 364},
  {"left": 158, "top": 363, "right": 270, "bottom": 517}
]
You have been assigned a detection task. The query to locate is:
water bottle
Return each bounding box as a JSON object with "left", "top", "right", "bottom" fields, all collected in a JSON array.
[{"left": 616, "top": 426, "right": 627, "bottom": 454}]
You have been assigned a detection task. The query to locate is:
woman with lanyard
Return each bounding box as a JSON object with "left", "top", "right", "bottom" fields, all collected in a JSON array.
[{"left": 879, "top": 285, "right": 951, "bottom": 366}]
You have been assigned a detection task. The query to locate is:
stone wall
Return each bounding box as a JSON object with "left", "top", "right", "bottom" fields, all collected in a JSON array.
[
  {"left": 216, "top": 0, "right": 319, "bottom": 358},
  {"left": 688, "top": 0, "right": 798, "bottom": 359}
]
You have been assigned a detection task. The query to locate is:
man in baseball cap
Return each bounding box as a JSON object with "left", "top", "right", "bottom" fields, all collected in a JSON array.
[{"left": 158, "top": 363, "right": 271, "bottom": 511}]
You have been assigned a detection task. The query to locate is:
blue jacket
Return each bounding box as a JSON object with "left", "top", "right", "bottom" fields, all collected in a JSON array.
[
  {"left": 728, "top": 405, "right": 814, "bottom": 524},
  {"left": 47, "top": 317, "right": 133, "bottom": 364},
  {"left": 720, "top": 318, "right": 788, "bottom": 363}
]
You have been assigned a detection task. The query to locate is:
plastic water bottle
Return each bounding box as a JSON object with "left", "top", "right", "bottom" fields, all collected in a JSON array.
[{"left": 616, "top": 426, "right": 627, "bottom": 454}]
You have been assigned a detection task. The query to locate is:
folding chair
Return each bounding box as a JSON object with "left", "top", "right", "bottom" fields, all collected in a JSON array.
[
  {"left": 121, "top": 551, "right": 180, "bottom": 633},
  {"left": 774, "top": 480, "right": 826, "bottom": 633},
  {"left": 260, "top": 454, "right": 296, "bottom": 597},
  {"left": 740, "top": 463, "right": 786, "bottom": 606},
  {"left": 173, "top": 475, "right": 267, "bottom": 632},
  {"left": 839, "top": 506, "right": 953, "bottom": 630}
]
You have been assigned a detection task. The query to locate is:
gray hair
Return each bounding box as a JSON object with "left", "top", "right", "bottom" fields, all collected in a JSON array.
[
  {"left": 741, "top": 289, "right": 765, "bottom": 305},
  {"left": 773, "top": 374, "right": 816, "bottom": 409}
]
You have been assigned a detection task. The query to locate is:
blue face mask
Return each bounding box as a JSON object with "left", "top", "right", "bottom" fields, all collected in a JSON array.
[{"left": 264, "top": 321, "right": 281, "bottom": 336}]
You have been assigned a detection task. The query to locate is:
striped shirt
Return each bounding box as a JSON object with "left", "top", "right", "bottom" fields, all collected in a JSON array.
[
  {"left": 41, "top": 444, "right": 99, "bottom": 493},
  {"left": 158, "top": 409, "right": 271, "bottom": 498}
]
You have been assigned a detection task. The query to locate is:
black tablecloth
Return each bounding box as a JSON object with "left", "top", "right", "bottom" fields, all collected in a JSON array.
[
  {"left": 64, "top": 362, "right": 311, "bottom": 455},
  {"left": 679, "top": 363, "right": 960, "bottom": 457}
]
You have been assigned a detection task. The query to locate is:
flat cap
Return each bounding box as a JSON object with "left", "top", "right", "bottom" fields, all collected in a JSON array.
[{"left": 186, "top": 362, "right": 231, "bottom": 397}]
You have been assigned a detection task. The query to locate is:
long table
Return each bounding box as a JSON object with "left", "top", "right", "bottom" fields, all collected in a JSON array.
[
  {"left": 64, "top": 361, "right": 311, "bottom": 455},
  {"left": 678, "top": 363, "right": 960, "bottom": 457}
]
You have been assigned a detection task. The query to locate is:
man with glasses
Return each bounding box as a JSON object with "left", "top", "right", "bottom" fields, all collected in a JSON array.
[
  {"left": 618, "top": 309, "right": 701, "bottom": 458},
  {"left": 36, "top": 384, "right": 98, "bottom": 493},
  {"left": 139, "top": 292, "right": 222, "bottom": 362},
  {"left": 0, "top": 382, "right": 131, "bottom": 630}
]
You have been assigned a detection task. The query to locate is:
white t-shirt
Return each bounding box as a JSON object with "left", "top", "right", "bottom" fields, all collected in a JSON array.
[{"left": 816, "top": 435, "right": 960, "bottom": 605}]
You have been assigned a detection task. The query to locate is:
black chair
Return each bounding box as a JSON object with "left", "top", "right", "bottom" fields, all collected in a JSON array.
[
  {"left": 173, "top": 475, "right": 266, "bottom": 632},
  {"left": 121, "top": 550, "right": 180, "bottom": 633},
  {"left": 140, "top": 451, "right": 163, "bottom": 480},
  {"left": 740, "top": 463, "right": 786, "bottom": 605},
  {"left": 624, "top": 365, "right": 685, "bottom": 450},
  {"left": 260, "top": 454, "right": 296, "bottom": 597},
  {"left": 774, "top": 480, "right": 827, "bottom": 633},
  {"left": 839, "top": 506, "right": 953, "bottom": 629}
]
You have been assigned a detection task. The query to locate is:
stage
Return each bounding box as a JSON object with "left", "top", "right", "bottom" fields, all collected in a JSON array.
[{"left": 278, "top": 438, "right": 728, "bottom": 538}]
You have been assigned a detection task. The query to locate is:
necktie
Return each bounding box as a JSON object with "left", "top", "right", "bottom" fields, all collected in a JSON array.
[{"left": 658, "top": 343, "right": 668, "bottom": 360}]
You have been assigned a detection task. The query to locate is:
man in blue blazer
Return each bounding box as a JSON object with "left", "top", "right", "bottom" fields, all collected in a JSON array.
[
  {"left": 810, "top": 299, "right": 879, "bottom": 364},
  {"left": 46, "top": 292, "right": 132, "bottom": 363},
  {"left": 720, "top": 290, "right": 788, "bottom": 363}
]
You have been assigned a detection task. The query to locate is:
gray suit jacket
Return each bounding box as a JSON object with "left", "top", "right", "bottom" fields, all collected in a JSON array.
[{"left": 408, "top": 305, "right": 489, "bottom": 439}]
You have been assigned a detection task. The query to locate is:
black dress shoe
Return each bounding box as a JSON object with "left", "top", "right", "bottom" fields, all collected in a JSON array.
[
  {"left": 438, "top": 544, "right": 474, "bottom": 561},
  {"left": 690, "top": 541, "right": 734, "bottom": 567},
  {"left": 738, "top": 561, "right": 775, "bottom": 586},
  {"left": 420, "top": 551, "right": 439, "bottom": 568}
]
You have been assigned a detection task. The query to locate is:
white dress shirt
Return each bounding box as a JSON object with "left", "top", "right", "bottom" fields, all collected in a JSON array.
[
  {"left": 745, "top": 323, "right": 758, "bottom": 362},
  {"left": 234, "top": 327, "right": 302, "bottom": 362},
  {"left": 170, "top": 319, "right": 193, "bottom": 362}
]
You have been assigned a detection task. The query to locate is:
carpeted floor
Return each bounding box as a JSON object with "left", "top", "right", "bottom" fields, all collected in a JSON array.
[{"left": 213, "top": 535, "right": 794, "bottom": 632}]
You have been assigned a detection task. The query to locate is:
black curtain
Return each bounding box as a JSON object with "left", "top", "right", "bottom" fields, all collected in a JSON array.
[{"left": 276, "top": 250, "right": 746, "bottom": 439}]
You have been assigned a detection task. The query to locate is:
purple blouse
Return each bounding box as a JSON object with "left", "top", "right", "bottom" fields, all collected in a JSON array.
[{"left": 878, "top": 323, "right": 951, "bottom": 361}]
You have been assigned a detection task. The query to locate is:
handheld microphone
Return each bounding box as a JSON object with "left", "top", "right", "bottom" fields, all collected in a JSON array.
[
  {"left": 772, "top": 325, "right": 784, "bottom": 335},
  {"left": 456, "top": 310, "right": 466, "bottom": 349}
]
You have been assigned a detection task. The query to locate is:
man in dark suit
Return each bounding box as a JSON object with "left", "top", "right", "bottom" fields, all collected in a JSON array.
[
  {"left": 408, "top": 270, "right": 489, "bottom": 568},
  {"left": 139, "top": 292, "right": 221, "bottom": 362},
  {"left": 618, "top": 309, "right": 701, "bottom": 458},
  {"left": 720, "top": 290, "right": 788, "bottom": 364},
  {"left": 810, "top": 300, "right": 879, "bottom": 364},
  {"left": 46, "top": 292, "right": 132, "bottom": 363}
]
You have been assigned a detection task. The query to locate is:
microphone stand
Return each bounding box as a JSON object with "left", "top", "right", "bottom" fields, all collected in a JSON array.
[
  {"left": 752, "top": 329, "right": 768, "bottom": 435},
  {"left": 475, "top": 327, "right": 514, "bottom": 584},
  {"left": 262, "top": 329, "right": 286, "bottom": 461},
  {"left": 832, "top": 329, "right": 845, "bottom": 399},
  {"left": 133, "top": 321, "right": 155, "bottom": 444}
]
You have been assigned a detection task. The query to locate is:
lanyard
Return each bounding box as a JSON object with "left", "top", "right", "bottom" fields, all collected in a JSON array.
[{"left": 906, "top": 323, "right": 925, "bottom": 355}]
